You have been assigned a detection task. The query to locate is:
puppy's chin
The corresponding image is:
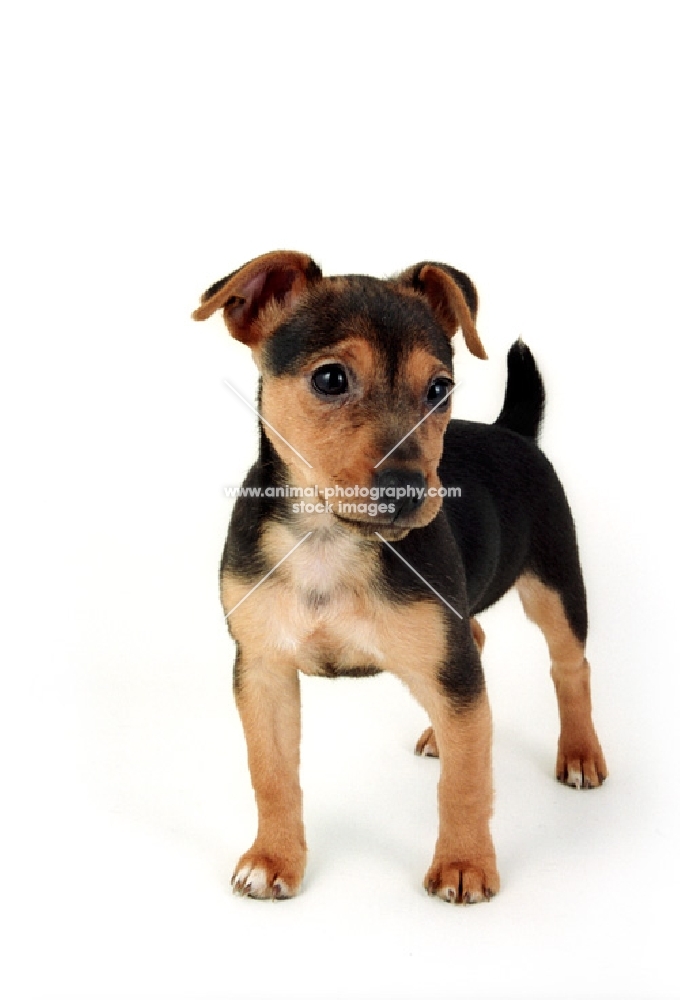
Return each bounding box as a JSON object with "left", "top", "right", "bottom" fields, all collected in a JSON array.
[
  {"left": 333, "top": 499, "right": 442, "bottom": 541},
  {"left": 333, "top": 515, "right": 410, "bottom": 541}
]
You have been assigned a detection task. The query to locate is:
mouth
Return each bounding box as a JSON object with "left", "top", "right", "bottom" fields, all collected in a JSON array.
[{"left": 333, "top": 512, "right": 415, "bottom": 541}]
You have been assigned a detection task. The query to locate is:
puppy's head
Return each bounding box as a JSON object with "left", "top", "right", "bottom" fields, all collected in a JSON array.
[{"left": 193, "top": 251, "right": 486, "bottom": 539}]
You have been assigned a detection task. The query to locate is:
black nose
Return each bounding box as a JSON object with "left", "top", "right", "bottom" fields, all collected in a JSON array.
[{"left": 373, "top": 468, "right": 426, "bottom": 518}]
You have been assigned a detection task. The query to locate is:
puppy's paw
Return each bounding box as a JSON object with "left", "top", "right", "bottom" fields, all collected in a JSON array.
[
  {"left": 424, "top": 856, "right": 500, "bottom": 904},
  {"left": 415, "top": 726, "right": 439, "bottom": 757},
  {"left": 556, "top": 738, "right": 608, "bottom": 789},
  {"left": 231, "top": 850, "right": 304, "bottom": 900}
]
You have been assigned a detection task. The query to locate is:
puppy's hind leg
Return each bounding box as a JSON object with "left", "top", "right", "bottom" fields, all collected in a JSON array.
[
  {"left": 415, "top": 618, "right": 486, "bottom": 758},
  {"left": 516, "top": 573, "right": 607, "bottom": 789}
]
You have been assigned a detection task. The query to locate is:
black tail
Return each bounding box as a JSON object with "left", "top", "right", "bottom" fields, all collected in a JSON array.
[{"left": 494, "top": 339, "right": 546, "bottom": 440}]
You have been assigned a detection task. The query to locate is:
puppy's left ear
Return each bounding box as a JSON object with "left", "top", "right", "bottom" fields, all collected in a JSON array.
[{"left": 396, "top": 262, "right": 487, "bottom": 360}]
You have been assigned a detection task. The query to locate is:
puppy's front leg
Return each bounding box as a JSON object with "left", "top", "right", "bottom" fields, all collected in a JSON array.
[
  {"left": 424, "top": 685, "right": 499, "bottom": 903},
  {"left": 410, "top": 616, "right": 498, "bottom": 904},
  {"left": 415, "top": 617, "right": 486, "bottom": 758},
  {"left": 231, "top": 652, "right": 306, "bottom": 900}
]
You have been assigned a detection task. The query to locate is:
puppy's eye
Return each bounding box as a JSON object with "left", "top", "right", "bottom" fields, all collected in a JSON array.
[
  {"left": 426, "top": 378, "right": 454, "bottom": 405},
  {"left": 311, "top": 363, "right": 349, "bottom": 396}
]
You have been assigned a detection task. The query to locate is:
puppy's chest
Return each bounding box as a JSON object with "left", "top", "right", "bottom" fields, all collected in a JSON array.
[{"left": 231, "top": 526, "right": 387, "bottom": 673}]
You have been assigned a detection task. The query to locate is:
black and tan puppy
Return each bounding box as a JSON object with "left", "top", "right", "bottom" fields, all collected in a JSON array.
[{"left": 192, "top": 251, "right": 607, "bottom": 903}]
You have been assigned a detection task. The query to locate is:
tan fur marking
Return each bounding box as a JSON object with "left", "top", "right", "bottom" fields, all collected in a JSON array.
[
  {"left": 415, "top": 727, "right": 439, "bottom": 757},
  {"left": 261, "top": 341, "right": 381, "bottom": 493},
  {"left": 516, "top": 573, "right": 607, "bottom": 788},
  {"left": 399, "top": 346, "right": 452, "bottom": 484},
  {"left": 408, "top": 615, "right": 498, "bottom": 901},
  {"left": 230, "top": 651, "right": 306, "bottom": 899},
  {"left": 470, "top": 617, "right": 486, "bottom": 654},
  {"left": 382, "top": 613, "right": 497, "bottom": 904},
  {"left": 423, "top": 692, "right": 498, "bottom": 902}
]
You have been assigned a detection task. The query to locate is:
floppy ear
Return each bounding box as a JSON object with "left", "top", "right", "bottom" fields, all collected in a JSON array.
[
  {"left": 192, "top": 250, "right": 322, "bottom": 348},
  {"left": 396, "top": 262, "right": 487, "bottom": 360}
]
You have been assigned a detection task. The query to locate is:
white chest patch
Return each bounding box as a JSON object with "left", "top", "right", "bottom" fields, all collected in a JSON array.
[
  {"left": 258, "top": 524, "right": 385, "bottom": 670},
  {"left": 286, "top": 528, "right": 363, "bottom": 598}
]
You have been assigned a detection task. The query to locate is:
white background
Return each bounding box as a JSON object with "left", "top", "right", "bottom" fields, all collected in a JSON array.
[{"left": 2, "top": 3, "right": 679, "bottom": 999}]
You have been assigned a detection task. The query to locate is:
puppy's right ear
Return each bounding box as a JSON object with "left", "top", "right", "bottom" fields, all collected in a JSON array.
[{"left": 192, "top": 251, "right": 322, "bottom": 348}]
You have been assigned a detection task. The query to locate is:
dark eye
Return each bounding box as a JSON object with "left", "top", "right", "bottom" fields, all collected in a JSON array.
[
  {"left": 311, "top": 363, "right": 349, "bottom": 396},
  {"left": 426, "top": 378, "right": 454, "bottom": 406}
]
